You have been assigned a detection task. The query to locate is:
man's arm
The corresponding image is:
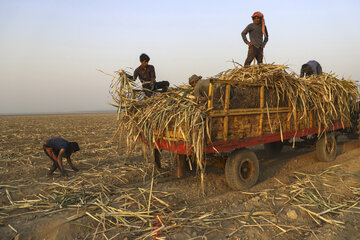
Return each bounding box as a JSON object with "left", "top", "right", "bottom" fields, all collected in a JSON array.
[
  {"left": 317, "top": 64, "right": 323, "bottom": 75},
  {"left": 133, "top": 68, "right": 139, "bottom": 81},
  {"left": 57, "top": 149, "right": 68, "bottom": 176},
  {"left": 66, "top": 156, "right": 79, "bottom": 172},
  {"left": 262, "top": 25, "right": 269, "bottom": 48},
  {"left": 241, "top": 25, "right": 251, "bottom": 45},
  {"left": 126, "top": 73, "right": 134, "bottom": 80},
  {"left": 150, "top": 65, "right": 156, "bottom": 83},
  {"left": 300, "top": 65, "right": 305, "bottom": 78}
]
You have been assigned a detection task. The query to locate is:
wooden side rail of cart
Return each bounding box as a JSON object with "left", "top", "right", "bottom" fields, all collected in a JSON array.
[{"left": 153, "top": 79, "right": 352, "bottom": 190}]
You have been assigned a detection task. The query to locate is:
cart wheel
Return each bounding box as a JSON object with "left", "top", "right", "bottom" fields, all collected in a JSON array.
[
  {"left": 264, "top": 141, "right": 283, "bottom": 155},
  {"left": 316, "top": 132, "right": 337, "bottom": 162},
  {"left": 225, "top": 149, "right": 259, "bottom": 190}
]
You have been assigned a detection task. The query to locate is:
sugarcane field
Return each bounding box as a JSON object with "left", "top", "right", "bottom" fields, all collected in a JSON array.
[
  {"left": 2, "top": 2, "right": 360, "bottom": 239},
  {"left": 1, "top": 62, "right": 360, "bottom": 240}
]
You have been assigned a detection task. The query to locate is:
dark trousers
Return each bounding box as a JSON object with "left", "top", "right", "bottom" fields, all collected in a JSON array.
[
  {"left": 244, "top": 45, "right": 263, "bottom": 66},
  {"left": 142, "top": 81, "right": 170, "bottom": 97}
]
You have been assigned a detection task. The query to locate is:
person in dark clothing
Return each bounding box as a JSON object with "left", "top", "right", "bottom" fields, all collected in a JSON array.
[
  {"left": 242, "top": 11, "right": 269, "bottom": 66},
  {"left": 300, "top": 60, "right": 323, "bottom": 77},
  {"left": 131, "top": 53, "right": 169, "bottom": 97},
  {"left": 43, "top": 137, "right": 80, "bottom": 177}
]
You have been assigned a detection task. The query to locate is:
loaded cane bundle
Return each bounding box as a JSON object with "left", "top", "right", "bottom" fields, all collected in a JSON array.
[{"left": 110, "top": 64, "right": 359, "bottom": 173}]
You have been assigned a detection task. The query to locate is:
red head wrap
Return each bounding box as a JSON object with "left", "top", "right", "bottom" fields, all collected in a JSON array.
[{"left": 252, "top": 11, "right": 266, "bottom": 37}]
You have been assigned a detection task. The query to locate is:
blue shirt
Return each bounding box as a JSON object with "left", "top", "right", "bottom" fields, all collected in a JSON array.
[{"left": 46, "top": 137, "right": 69, "bottom": 155}]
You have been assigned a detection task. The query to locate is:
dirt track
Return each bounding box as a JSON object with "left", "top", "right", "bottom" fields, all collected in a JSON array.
[{"left": 0, "top": 113, "right": 359, "bottom": 240}]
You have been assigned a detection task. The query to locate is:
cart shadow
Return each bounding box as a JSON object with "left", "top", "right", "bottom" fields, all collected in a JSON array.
[
  {"left": 255, "top": 137, "right": 352, "bottom": 185},
  {"left": 255, "top": 145, "right": 314, "bottom": 184}
]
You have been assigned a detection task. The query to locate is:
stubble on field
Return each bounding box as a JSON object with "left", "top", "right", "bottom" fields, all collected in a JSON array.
[{"left": 0, "top": 113, "right": 359, "bottom": 240}]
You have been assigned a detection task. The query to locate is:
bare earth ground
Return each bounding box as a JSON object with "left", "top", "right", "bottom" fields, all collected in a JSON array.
[{"left": 0, "top": 113, "right": 359, "bottom": 240}]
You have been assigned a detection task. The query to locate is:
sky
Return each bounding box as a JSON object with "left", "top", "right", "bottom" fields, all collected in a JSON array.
[{"left": 0, "top": 0, "right": 359, "bottom": 114}]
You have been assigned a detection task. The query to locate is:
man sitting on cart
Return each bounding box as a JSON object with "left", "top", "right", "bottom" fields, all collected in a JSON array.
[{"left": 130, "top": 53, "right": 169, "bottom": 97}]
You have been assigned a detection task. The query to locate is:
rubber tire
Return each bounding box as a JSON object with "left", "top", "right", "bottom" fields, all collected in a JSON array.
[
  {"left": 264, "top": 141, "right": 283, "bottom": 155},
  {"left": 316, "top": 132, "right": 337, "bottom": 162},
  {"left": 225, "top": 149, "right": 260, "bottom": 190}
]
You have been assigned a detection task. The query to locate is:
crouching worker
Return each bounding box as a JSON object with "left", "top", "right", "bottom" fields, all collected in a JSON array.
[
  {"left": 189, "top": 74, "right": 210, "bottom": 102},
  {"left": 189, "top": 74, "right": 234, "bottom": 103},
  {"left": 43, "top": 137, "right": 80, "bottom": 177},
  {"left": 131, "top": 53, "right": 170, "bottom": 97},
  {"left": 300, "top": 60, "right": 322, "bottom": 78}
]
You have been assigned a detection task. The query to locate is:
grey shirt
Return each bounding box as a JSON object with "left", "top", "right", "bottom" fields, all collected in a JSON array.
[
  {"left": 194, "top": 79, "right": 210, "bottom": 99},
  {"left": 241, "top": 23, "right": 269, "bottom": 48},
  {"left": 300, "top": 60, "right": 322, "bottom": 77}
]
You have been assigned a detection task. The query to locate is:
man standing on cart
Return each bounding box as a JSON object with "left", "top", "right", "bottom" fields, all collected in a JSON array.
[{"left": 241, "top": 11, "right": 269, "bottom": 66}]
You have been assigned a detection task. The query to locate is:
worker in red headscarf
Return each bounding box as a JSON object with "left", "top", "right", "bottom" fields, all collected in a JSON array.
[{"left": 241, "top": 11, "right": 269, "bottom": 66}]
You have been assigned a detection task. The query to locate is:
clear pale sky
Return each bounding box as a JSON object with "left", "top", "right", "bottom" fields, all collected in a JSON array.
[{"left": 1, "top": 0, "right": 359, "bottom": 114}]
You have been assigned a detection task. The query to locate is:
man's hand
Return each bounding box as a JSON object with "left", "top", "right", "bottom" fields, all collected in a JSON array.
[
  {"left": 126, "top": 73, "right": 134, "bottom": 80},
  {"left": 150, "top": 83, "right": 155, "bottom": 91},
  {"left": 61, "top": 169, "right": 69, "bottom": 177},
  {"left": 247, "top": 42, "right": 253, "bottom": 46},
  {"left": 66, "top": 157, "right": 79, "bottom": 172},
  {"left": 72, "top": 166, "right": 79, "bottom": 172}
]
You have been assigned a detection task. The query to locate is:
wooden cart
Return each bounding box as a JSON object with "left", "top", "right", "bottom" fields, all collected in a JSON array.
[{"left": 153, "top": 79, "right": 355, "bottom": 190}]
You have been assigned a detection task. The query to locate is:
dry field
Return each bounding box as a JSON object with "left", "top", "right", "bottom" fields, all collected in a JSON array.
[{"left": 0, "top": 113, "right": 359, "bottom": 240}]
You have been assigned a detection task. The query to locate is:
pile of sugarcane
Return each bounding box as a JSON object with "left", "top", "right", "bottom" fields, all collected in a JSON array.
[
  {"left": 111, "top": 70, "right": 207, "bottom": 176},
  {"left": 110, "top": 64, "right": 359, "bottom": 171},
  {"left": 218, "top": 62, "right": 293, "bottom": 82},
  {"left": 217, "top": 63, "right": 359, "bottom": 132}
]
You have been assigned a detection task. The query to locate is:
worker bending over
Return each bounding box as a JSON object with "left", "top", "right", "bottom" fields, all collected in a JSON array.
[
  {"left": 189, "top": 74, "right": 210, "bottom": 102},
  {"left": 300, "top": 60, "right": 322, "bottom": 77},
  {"left": 43, "top": 137, "right": 80, "bottom": 177}
]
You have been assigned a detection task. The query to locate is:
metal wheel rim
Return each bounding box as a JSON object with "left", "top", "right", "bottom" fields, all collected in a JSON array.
[{"left": 238, "top": 158, "right": 254, "bottom": 182}]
